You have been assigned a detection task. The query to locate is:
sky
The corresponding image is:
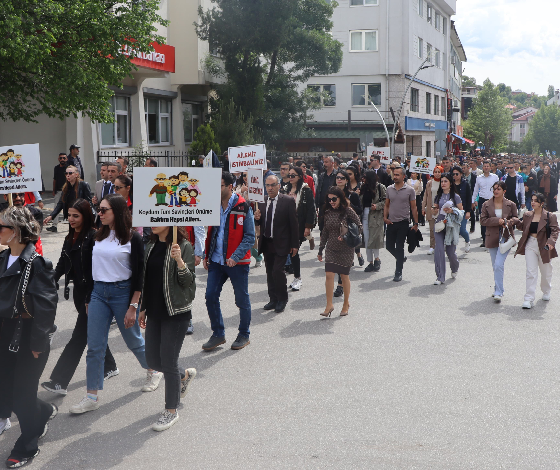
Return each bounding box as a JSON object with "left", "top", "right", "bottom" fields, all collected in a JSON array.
[{"left": 454, "top": 0, "right": 556, "bottom": 96}]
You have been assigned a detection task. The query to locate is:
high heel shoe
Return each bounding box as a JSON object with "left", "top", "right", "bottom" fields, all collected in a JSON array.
[
  {"left": 340, "top": 305, "right": 350, "bottom": 316},
  {"left": 320, "top": 307, "right": 334, "bottom": 317}
]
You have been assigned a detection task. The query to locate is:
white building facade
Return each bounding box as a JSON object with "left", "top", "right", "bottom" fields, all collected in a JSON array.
[
  {"left": 0, "top": 0, "right": 215, "bottom": 189},
  {"left": 295, "top": 0, "right": 462, "bottom": 159}
]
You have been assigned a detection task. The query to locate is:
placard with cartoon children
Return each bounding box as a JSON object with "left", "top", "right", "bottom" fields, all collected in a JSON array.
[
  {"left": 135, "top": 167, "right": 221, "bottom": 227},
  {"left": 0, "top": 143, "right": 42, "bottom": 194}
]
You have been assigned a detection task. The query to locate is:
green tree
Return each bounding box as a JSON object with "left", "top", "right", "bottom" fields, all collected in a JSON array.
[
  {"left": 497, "top": 83, "right": 512, "bottom": 103},
  {"left": 0, "top": 0, "right": 167, "bottom": 122},
  {"left": 211, "top": 99, "right": 261, "bottom": 152},
  {"left": 195, "top": 0, "right": 343, "bottom": 146},
  {"left": 523, "top": 105, "right": 560, "bottom": 154},
  {"left": 548, "top": 85, "right": 555, "bottom": 100},
  {"left": 189, "top": 124, "right": 221, "bottom": 156},
  {"left": 463, "top": 79, "right": 512, "bottom": 151},
  {"left": 462, "top": 75, "right": 477, "bottom": 87}
]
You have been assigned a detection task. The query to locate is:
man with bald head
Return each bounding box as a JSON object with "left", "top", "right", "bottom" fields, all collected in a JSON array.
[{"left": 254, "top": 174, "right": 299, "bottom": 313}]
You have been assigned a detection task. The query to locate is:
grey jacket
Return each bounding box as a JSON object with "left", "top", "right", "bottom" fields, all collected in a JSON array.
[{"left": 141, "top": 239, "right": 196, "bottom": 316}]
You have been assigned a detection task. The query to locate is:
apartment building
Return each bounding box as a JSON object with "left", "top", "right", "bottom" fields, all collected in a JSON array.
[
  {"left": 0, "top": 0, "right": 214, "bottom": 188},
  {"left": 289, "top": 0, "right": 464, "bottom": 160},
  {"left": 509, "top": 107, "right": 538, "bottom": 143}
]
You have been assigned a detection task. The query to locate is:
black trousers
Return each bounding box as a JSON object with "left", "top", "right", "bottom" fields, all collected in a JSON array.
[
  {"left": 145, "top": 313, "right": 189, "bottom": 410},
  {"left": 263, "top": 237, "right": 288, "bottom": 303},
  {"left": 289, "top": 237, "right": 305, "bottom": 279},
  {"left": 0, "top": 319, "right": 53, "bottom": 459},
  {"left": 478, "top": 198, "right": 488, "bottom": 243},
  {"left": 50, "top": 284, "right": 117, "bottom": 388},
  {"left": 385, "top": 220, "right": 409, "bottom": 274}
]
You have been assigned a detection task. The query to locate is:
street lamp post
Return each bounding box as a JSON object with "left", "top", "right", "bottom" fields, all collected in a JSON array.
[{"left": 366, "top": 102, "right": 391, "bottom": 156}]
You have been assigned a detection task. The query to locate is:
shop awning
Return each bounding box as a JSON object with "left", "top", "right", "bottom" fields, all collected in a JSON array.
[
  {"left": 464, "top": 138, "right": 475, "bottom": 145},
  {"left": 304, "top": 128, "right": 391, "bottom": 140},
  {"left": 450, "top": 133, "right": 465, "bottom": 144}
]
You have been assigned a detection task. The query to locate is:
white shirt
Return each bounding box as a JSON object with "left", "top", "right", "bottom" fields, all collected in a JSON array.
[
  {"left": 472, "top": 173, "right": 499, "bottom": 203},
  {"left": 495, "top": 209, "right": 503, "bottom": 218},
  {"left": 92, "top": 231, "right": 132, "bottom": 282},
  {"left": 265, "top": 196, "right": 278, "bottom": 237},
  {"left": 7, "top": 255, "right": 18, "bottom": 269}
]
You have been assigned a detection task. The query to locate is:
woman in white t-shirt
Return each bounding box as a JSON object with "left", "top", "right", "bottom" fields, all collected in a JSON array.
[{"left": 70, "top": 194, "right": 159, "bottom": 415}]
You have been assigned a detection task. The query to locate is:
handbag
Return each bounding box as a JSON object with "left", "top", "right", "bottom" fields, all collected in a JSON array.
[
  {"left": 518, "top": 206, "right": 527, "bottom": 219},
  {"left": 499, "top": 223, "right": 517, "bottom": 254},
  {"left": 434, "top": 220, "right": 446, "bottom": 232},
  {"left": 340, "top": 217, "right": 362, "bottom": 248}
]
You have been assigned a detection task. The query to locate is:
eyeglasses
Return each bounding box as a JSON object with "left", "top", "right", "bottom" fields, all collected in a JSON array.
[
  {"left": 98, "top": 207, "right": 113, "bottom": 214},
  {"left": 265, "top": 183, "right": 278, "bottom": 188},
  {"left": 13, "top": 193, "right": 25, "bottom": 198},
  {"left": 0, "top": 225, "right": 13, "bottom": 230},
  {"left": 335, "top": 175, "right": 346, "bottom": 180},
  {"left": 288, "top": 174, "right": 298, "bottom": 178},
  {"left": 58, "top": 157, "right": 67, "bottom": 160},
  {"left": 114, "top": 185, "right": 124, "bottom": 191},
  {"left": 327, "top": 196, "right": 338, "bottom": 202}
]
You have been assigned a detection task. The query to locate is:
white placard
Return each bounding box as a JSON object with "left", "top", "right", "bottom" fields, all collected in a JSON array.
[
  {"left": 228, "top": 144, "right": 266, "bottom": 171},
  {"left": 247, "top": 168, "right": 265, "bottom": 203},
  {"left": 203, "top": 150, "right": 212, "bottom": 168},
  {"left": 0, "top": 144, "right": 42, "bottom": 194},
  {"left": 409, "top": 155, "right": 436, "bottom": 175},
  {"left": 132, "top": 167, "right": 221, "bottom": 227},
  {"left": 367, "top": 146, "right": 391, "bottom": 164}
]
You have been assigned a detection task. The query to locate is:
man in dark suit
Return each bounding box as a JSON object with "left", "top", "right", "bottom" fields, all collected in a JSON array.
[
  {"left": 369, "top": 155, "right": 392, "bottom": 187},
  {"left": 255, "top": 174, "right": 299, "bottom": 313}
]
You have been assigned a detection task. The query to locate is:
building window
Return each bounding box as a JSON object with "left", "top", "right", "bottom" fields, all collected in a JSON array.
[
  {"left": 426, "top": 92, "right": 431, "bottom": 114},
  {"left": 100, "top": 96, "right": 129, "bottom": 147},
  {"left": 426, "top": 141, "right": 431, "bottom": 158},
  {"left": 145, "top": 98, "right": 172, "bottom": 145},
  {"left": 307, "top": 85, "right": 336, "bottom": 107},
  {"left": 443, "top": 17, "right": 447, "bottom": 35},
  {"left": 418, "top": 38, "right": 423, "bottom": 58},
  {"left": 352, "top": 83, "right": 381, "bottom": 106},
  {"left": 435, "top": 12, "right": 441, "bottom": 31},
  {"left": 418, "top": 0, "right": 424, "bottom": 17},
  {"left": 435, "top": 49, "right": 440, "bottom": 68},
  {"left": 349, "top": 30, "right": 378, "bottom": 52},
  {"left": 182, "top": 103, "right": 201, "bottom": 143},
  {"left": 350, "top": 0, "right": 378, "bottom": 5},
  {"left": 434, "top": 95, "right": 439, "bottom": 115},
  {"left": 441, "top": 97, "right": 446, "bottom": 117},
  {"left": 427, "top": 3, "right": 433, "bottom": 23},
  {"left": 427, "top": 43, "right": 432, "bottom": 62},
  {"left": 411, "top": 88, "right": 419, "bottom": 112}
]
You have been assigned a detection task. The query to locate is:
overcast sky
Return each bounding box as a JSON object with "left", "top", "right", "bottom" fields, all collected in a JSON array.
[{"left": 455, "top": 0, "right": 555, "bottom": 96}]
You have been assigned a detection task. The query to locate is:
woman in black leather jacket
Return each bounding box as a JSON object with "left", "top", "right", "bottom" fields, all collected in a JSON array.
[
  {"left": 44, "top": 165, "right": 92, "bottom": 226},
  {"left": 0, "top": 206, "right": 58, "bottom": 469},
  {"left": 41, "top": 199, "right": 118, "bottom": 397}
]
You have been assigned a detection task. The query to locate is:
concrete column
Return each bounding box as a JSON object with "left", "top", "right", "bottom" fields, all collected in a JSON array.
[{"left": 130, "top": 78, "right": 147, "bottom": 151}]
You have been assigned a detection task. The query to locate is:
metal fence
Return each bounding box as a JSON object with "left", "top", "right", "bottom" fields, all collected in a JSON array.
[{"left": 97, "top": 150, "right": 193, "bottom": 169}]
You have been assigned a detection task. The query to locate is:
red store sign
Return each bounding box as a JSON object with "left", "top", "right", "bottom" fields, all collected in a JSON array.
[{"left": 123, "top": 42, "right": 175, "bottom": 73}]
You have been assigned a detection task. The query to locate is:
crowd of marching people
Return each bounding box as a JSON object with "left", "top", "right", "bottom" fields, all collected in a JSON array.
[{"left": 0, "top": 145, "right": 559, "bottom": 468}]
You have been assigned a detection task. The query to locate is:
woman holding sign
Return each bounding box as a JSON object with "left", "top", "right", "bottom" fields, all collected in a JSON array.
[{"left": 139, "top": 226, "right": 197, "bottom": 431}]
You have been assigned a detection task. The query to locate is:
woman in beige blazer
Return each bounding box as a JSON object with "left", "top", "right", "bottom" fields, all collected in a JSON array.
[
  {"left": 480, "top": 181, "right": 518, "bottom": 303},
  {"left": 512, "top": 193, "right": 559, "bottom": 308},
  {"left": 421, "top": 166, "right": 442, "bottom": 254}
]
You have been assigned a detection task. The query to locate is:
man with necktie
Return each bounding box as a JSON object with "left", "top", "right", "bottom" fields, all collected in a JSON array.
[{"left": 255, "top": 174, "right": 299, "bottom": 313}]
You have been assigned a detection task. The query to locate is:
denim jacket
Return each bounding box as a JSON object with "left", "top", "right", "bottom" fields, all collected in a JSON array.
[{"left": 444, "top": 207, "right": 465, "bottom": 246}]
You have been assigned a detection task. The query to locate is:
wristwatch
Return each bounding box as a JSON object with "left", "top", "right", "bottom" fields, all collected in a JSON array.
[{"left": 130, "top": 302, "right": 139, "bottom": 309}]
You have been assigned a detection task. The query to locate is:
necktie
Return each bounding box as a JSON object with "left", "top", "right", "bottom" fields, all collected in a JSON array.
[
  {"left": 265, "top": 198, "right": 274, "bottom": 238},
  {"left": 103, "top": 181, "right": 110, "bottom": 198}
]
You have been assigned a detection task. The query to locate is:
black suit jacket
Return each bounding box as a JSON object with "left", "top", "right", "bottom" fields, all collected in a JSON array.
[{"left": 257, "top": 193, "right": 299, "bottom": 256}]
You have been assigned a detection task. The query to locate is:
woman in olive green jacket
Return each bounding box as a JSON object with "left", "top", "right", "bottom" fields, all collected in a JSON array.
[{"left": 139, "top": 226, "right": 197, "bottom": 432}]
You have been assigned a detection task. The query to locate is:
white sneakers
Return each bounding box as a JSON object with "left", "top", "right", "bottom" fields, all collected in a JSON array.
[
  {"left": 0, "top": 418, "right": 11, "bottom": 435},
  {"left": 493, "top": 295, "right": 502, "bottom": 303},
  {"left": 522, "top": 300, "right": 533, "bottom": 309},
  {"left": 142, "top": 371, "right": 163, "bottom": 392},
  {"left": 464, "top": 242, "right": 471, "bottom": 253},
  {"left": 152, "top": 410, "right": 179, "bottom": 432},
  {"left": 543, "top": 294, "right": 551, "bottom": 301},
  {"left": 254, "top": 260, "right": 262, "bottom": 268},
  {"left": 70, "top": 396, "right": 100, "bottom": 414},
  {"left": 451, "top": 272, "right": 458, "bottom": 279},
  {"left": 291, "top": 278, "right": 302, "bottom": 291},
  {"left": 427, "top": 248, "right": 434, "bottom": 255},
  {"left": 433, "top": 280, "right": 442, "bottom": 285}
]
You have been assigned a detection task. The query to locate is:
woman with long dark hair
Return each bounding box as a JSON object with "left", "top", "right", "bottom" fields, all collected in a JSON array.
[
  {"left": 115, "top": 174, "right": 133, "bottom": 212},
  {"left": 41, "top": 199, "right": 118, "bottom": 396},
  {"left": 359, "top": 169, "right": 386, "bottom": 273},
  {"left": 44, "top": 165, "right": 92, "bottom": 227},
  {"left": 0, "top": 206, "right": 58, "bottom": 469},
  {"left": 431, "top": 173, "right": 463, "bottom": 285},
  {"left": 538, "top": 163, "right": 558, "bottom": 212},
  {"left": 284, "top": 166, "right": 315, "bottom": 291},
  {"left": 318, "top": 187, "right": 362, "bottom": 317},
  {"left": 346, "top": 165, "right": 361, "bottom": 193},
  {"left": 70, "top": 194, "right": 158, "bottom": 415},
  {"left": 139, "top": 226, "right": 197, "bottom": 431}
]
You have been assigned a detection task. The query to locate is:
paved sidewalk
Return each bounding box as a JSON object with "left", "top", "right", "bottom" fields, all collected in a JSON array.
[{"left": 2, "top": 221, "right": 560, "bottom": 469}]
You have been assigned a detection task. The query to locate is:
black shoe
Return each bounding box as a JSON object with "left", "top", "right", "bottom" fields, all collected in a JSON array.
[
  {"left": 186, "top": 319, "right": 193, "bottom": 335},
  {"left": 479, "top": 243, "right": 485, "bottom": 248},
  {"left": 403, "top": 256, "right": 407, "bottom": 263},
  {"left": 104, "top": 368, "right": 120, "bottom": 381},
  {"left": 231, "top": 335, "right": 250, "bottom": 350},
  {"left": 333, "top": 285, "right": 343, "bottom": 297},
  {"left": 364, "top": 263, "right": 375, "bottom": 272},
  {"left": 393, "top": 272, "right": 402, "bottom": 282},
  {"left": 6, "top": 451, "right": 40, "bottom": 469},
  {"left": 263, "top": 300, "right": 276, "bottom": 310},
  {"left": 41, "top": 381, "right": 67, "bottom": 396},
  {"left": 46, "top": 226, "right": 57, "bottom": 232},
  {"left": 358, "top": 255, "right": 365, "bottom": 267},
  {"left": 469, "top": 229, "right": 475, "bottom": 233},
  {"left": 202, "top": 336, "right": 226, "bottom": 351},
  {"left": 48, "top": 324, "right": 57, "bottom": 345},
  {"left": 275, "top": 300, "right": 287, "bottom": 313},
  {"left": 373, "top": 259, "right": 381, "bottom": 272},
  {"left": 286, "top": 265, "right": 294, "bottom": 275}
]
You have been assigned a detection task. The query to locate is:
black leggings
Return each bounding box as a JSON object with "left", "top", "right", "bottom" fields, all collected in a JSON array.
[{"left": 290, "top": 237, "right": 305, "bottom": 278}]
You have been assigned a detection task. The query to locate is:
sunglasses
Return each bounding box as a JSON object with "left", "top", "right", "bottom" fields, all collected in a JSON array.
[
  {"left": 327, "top": 196, "right": 338, "bottom": 202},
  {"left": 98, "top": 207, "right": 113, "bottom": 214},
  {"left": 114, "top": 185, "right": 125, "bottom": 191},
  {"left": 66, "top": 172, "right": 75, "bottom": 175},
  {"left": 335, "top": 175, "right": 347, "bottom": 180},
  {"left": 452, "top": 173, "right": 460, "bottom": 176},
  {"left": 0, "top": 225, "right": 13, "bottom": 230},
  {"left": 288, "top": 174, "right": 298, "bottom": 178}
]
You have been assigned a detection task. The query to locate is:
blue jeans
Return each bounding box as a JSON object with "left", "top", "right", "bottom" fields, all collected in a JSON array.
[
  {"left": 205, "top": 262, "right": 251, "bottom": 338},
  {"left": 87, "top": 280, "right": 148, "bottom": 390},
  {"left": 459, "top": 217, "right": 470, "bottom": 243},
  {"left": 489, "top": 241, "right": 510, "bottom": 296}
]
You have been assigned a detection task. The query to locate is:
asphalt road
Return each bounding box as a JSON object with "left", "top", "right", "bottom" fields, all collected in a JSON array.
[{"left": 2, "top": 217, "right": 560, "bottom": 470}]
